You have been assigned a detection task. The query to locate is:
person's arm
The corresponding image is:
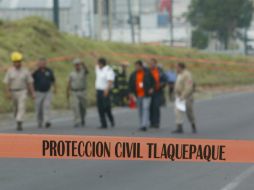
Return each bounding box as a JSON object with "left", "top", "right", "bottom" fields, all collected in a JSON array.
[
  {"left": 51, "top": 70, "right": 57, "bottom": 94},
  {"left": 27, "top": 71, "right": 35, "bottom": 99},
  {"left": 3, "top": 72, "right": 12, "bottom": 100},
  {"left": 66, "top": 78, "right": 71, "bottom": 100},
  {"left": 28, "top": 82, "right": 35, "bottom": 99},
  {"left": 128, "top": 73, "right": 136, "bottom": 100},
  {"left": 104, "top": 80, "right": 113, "bottom": 97},
  {"left": 81, "top": 62, "right": 89, "bottom": 75},
  {"left": 4, "top": 83, "right": 12, "bottom": 100},
  {"left": 181, "top": 73, "right": 194, "bottom": 100},
  {"left": 104, "top": 68, "right": 114, "bottom": 97},
  {"left": 148, "top": 71, "right": 155, "bottom": 95}
]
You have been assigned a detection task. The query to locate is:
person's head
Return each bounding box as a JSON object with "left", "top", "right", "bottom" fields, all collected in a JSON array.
[
  {"left": 13, "top": 61, "right": 22, "bottom": 69},
  {"left": 11, "top": 52, "right": 23, "bottom": 69},
  {"left": 135, "top": 60, "right": 143, "bottom": 71},
  {"left": 38, "top": 57, "right": 47, "bottom": 69},
  {"left": 73, "top": 58, "right": 82, "bottom": 71},
  {"left": 176, "top": 62, "right": 186, "bottom": 74},
  {"left": 98, "top": 57, "right": 107, "bottom": 69},
  {"left": 149, "top": 58, "right": 158, "bottom": 68}
]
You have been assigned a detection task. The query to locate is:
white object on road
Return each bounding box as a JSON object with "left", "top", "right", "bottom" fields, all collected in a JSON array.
[{"left": 175, "top": 97, "right": 186, "bottom": 112}]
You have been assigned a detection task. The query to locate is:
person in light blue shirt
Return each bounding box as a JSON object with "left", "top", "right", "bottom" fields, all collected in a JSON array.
[{"left": 165, "top": 67, "right": 177, "bottom": 102}]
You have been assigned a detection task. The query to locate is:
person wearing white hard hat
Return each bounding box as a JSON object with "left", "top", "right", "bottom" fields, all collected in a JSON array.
[
  {"left": 3, "top": 52, "right": 35, "bottom": 131},
  {"left": 67, "top": 58, "right": 89, "bottom": 128}
]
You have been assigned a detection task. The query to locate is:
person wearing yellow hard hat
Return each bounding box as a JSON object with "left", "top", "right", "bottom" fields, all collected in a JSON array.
[
  {"left": 3, "top": 52, "right": 35, "bottom": 131},
  {"left": 11, "top": 52, "right": 23, "bottom": 63}
]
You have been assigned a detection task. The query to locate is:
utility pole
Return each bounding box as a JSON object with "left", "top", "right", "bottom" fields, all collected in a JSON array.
[
  {"left": 244, "top": 27, "right": 248, "bottom": 56},
  {"left": 108, "top": 0, "right": 113, "bottom": 41},
  {"left": 127, "top": 0, "right": 135, "bottom": 43},
  {"left": 169, "top": 0, "right": 174, "bottom": 46},
  {"left": 53, "top": 0, "right": 60, "bottom": 28},
  {"left": 88, "top": 0, "right": 94, "bottom": 39},
  {"left": 138, "top": 0, "right": 142, "bottom": 43},
  {"left": 97, "top": 0, "right": 103, "bottom": 40}
]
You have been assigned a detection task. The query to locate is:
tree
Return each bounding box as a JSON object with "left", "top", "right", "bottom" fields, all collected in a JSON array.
[
  {"left": 187, "top": 0, "right": 253, "bottom": 49},
  {"left": 192, "top": 29, "right": 208, "bottom": 49}
]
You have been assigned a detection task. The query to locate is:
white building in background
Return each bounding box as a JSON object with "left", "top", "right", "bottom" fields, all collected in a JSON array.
[
  {"left": 0, "top": 0, "right": 192, "bottom": 47},
  {"left": 97, "top": 0, "right": 192, "bottom": 46}
]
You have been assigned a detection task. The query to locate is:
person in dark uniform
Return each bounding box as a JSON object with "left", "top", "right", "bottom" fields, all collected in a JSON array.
[
  {"left": 118, "top": 62, "right": 129, "bottom": 106},
  {"left": 112, "top": 65, "right": 121, "bottom": 106},
  {"left": 148, "top": 58, "right": 167, "bottom": 128},
  {"left": 32, "top": 58, "right": 56, "bottom": 128}
]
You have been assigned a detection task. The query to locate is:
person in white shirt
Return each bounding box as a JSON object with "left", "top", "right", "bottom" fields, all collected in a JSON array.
[{"left": 95, "top": 58, "right": 115, "bottom": 129}]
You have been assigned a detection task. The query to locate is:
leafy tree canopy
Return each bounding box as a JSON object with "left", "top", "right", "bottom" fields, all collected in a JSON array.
[{"left": 187, "top": 0, "right": 253, "bottom": 49}]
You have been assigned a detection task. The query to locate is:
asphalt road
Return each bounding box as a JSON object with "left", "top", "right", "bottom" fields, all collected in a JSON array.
[{"left": 0, "top": 92, "right": 254, "bottom": 190}]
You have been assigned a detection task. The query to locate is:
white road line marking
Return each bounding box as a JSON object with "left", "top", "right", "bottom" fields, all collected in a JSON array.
[{"left": 221, "top": 165, "right": 254, "bottom": 190}]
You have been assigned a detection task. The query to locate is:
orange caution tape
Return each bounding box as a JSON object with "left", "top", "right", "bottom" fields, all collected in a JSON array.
[
  {"left": 108, "top": 51, "right": 254, "bottom": 66},
  {"left": 0, "top": 134, "right": 253, "bottom": 163},
  {"left": 0, "top": 50, "right": 254, "bottom": 75}
]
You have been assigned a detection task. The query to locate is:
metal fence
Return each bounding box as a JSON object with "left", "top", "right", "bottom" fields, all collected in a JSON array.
[
  {"left": 95, "top": 0, "right": 191, "bottom": 45},
  {"left": 0, "top": 0, "right": 191, "bottom": 46}
]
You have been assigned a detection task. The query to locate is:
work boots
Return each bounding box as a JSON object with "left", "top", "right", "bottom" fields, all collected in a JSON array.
[
  {"left": 171, "top": 124, "right": 183, "bottom": 134},
  {"left": 16, "top": 122, "right": 23, "bottom": 131},
  {"left": 81, "top": 119, "right": 85, "bottom": 127},
  {"left": 192, "top": 123, "right": 197, "bottom": 134},
  {"left": 45, "top": 122, "right": 51, "bottom": 128}
]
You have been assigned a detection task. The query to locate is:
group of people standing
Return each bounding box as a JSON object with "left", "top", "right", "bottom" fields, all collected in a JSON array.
[
  {"left": 129, "top": 59, "right": 166, "bottom": 131},
  {"left": 128, "top": 59, "right": 197, "bottom": 133},
  {"left": 3, "top": 51, "right": 197, "bottom": 134},
  {"left": 3, "top": 53, "right": 57, "bottom": 131}
]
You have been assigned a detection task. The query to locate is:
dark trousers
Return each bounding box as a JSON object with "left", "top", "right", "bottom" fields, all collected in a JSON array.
[
  {"left": 168, "top": 82, "right": 175, "bottom": 102},
  {"left": 150, "top": 92, "right": 162, "bottom": 127},
  {"left": 96, "top": 90, "right": 114, "bottom": 127}
]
